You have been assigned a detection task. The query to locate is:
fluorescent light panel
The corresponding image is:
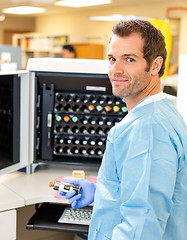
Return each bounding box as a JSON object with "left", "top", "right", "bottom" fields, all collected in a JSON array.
[
  {"left": 3, "top": 6, "right": 45, "bottom": 15},
  {"left": 55, "top": 0, "right": 111, "bottom": 8},
  {"left": 12, "top": 0, "right": 53, "bottom": 2},
  {"left": 88, "top": 14, "right": 149, "bottom": 21}
]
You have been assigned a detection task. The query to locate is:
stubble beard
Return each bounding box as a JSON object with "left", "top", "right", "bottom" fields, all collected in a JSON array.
[{"left": 111, "top": 72, "right": 151, "bottom": 99}]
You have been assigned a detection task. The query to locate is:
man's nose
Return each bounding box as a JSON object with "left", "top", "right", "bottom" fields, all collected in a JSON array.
[{"left": 111, "top": 60, "right": 124, "bottom": 73}]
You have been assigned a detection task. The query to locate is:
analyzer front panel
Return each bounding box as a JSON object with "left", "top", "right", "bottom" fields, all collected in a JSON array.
[{"left": 34, "top": 71, "right": 128, "bottom": 165}]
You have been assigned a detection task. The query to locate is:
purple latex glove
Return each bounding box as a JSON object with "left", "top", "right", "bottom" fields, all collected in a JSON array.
[{"left": 59, "top": 179, "right": 96, "bottom": 209}]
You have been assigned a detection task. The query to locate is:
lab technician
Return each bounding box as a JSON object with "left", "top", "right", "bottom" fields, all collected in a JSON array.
[
  {"left": 60, "top": 20, "right": 187, "bottom": 240},
  {"left": 62, "top": 44, "right": 76, "bottom": 58}
]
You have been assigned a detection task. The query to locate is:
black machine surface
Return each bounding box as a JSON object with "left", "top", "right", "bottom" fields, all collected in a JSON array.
[
  {"left": 0, "top": 74, "right": 20, "bottom": 170},
  {"left": 34, "top": 71, "right": 128, "bottom": 166},
  {"left": 26, "top": 203, "right": 90, "bottom": 233}
]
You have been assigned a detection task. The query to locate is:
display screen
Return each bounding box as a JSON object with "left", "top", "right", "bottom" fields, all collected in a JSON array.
[{"left": 0, "top": 75, "right": 20, "bottom": 170}]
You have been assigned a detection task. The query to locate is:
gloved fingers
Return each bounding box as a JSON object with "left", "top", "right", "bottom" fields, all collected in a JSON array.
[
  {"left": 66, "top": 179, "right": 82, "bottom": 185},
  {"left": 71, "top": 199, "right": 89, "bottom": 209},
  {"left": 59, "top": 191, "right": 65, "bottom": 196},
  {"left": 65, "top": 190, "right": 76, "bottom": 199},
  {"left": 71, "top": 198, "right": 84, "bottom": 209},
  {"left": 71, "top": 200, "right": 77, "bottom": 209},
  {"left": 68, "top": 194, "right": 82, "bottom": 204}
]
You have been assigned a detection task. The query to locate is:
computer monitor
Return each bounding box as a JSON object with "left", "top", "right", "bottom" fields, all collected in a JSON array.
[{"left": 0, "top": 71, "right": 30, "bottom": 175}]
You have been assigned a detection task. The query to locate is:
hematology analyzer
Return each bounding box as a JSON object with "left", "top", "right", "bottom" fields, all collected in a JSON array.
[
  {"left": 0, "top": 58, "right": 128, "bottom": 175},
  {"left": 27, "top": 58, "right": 128, "bottom": 168}
]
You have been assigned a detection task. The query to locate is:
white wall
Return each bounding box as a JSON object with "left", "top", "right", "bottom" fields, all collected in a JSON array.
[
  {"left": 0, "top": 16, "right": 35, "bottom": 44},
  {"left": 179, "top": 14, "right": 187, "bottom": 55},
  {"left": 1, "top": 1, "right": 187, "bottom": 56},
  {"left": 34, "top": 0, "right": 187, "bottom": 57},
  {"left": 35, "top": 1, "right": 178, "bottom": 34}
]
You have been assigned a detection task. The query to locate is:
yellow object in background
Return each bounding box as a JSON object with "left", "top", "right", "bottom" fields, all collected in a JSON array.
[
  {"left": 149, "top": 19, "right": 172, "bottom": 79},
  {"left": 72, "top": 170, "right": 85, "bottom": 179}
]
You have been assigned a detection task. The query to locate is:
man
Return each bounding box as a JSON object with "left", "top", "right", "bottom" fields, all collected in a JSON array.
[
  {"left": 62, "top": 44, "right": 76, "bottom": 58},
  {"left": 60, "top": 20, "right": 187, "bottom": 239}
]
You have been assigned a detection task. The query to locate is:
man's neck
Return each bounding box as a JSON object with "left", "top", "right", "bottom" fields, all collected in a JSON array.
[{"left": 124, "top": 78, "right": 161, "bottom": 111}]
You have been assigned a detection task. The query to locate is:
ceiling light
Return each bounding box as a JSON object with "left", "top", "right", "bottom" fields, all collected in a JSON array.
[
  {"left": 12, "top": 0, "right": 54, "bottom": 2},
  {"left": 88, "top": 14, "right": 149, "bottom": 21},
  {"left": 2, "top": 6, "right": 45, "bottom": 15},
  {"left": 55, "top": 0, "right": 111, "bottom": 8}
]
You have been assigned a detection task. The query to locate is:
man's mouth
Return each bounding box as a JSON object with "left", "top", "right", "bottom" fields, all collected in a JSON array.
[{"left": 112, "top": 79, "right": 128, "bottom": 84}]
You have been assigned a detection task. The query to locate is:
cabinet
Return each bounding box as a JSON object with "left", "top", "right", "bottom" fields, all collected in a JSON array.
[
  {"left": 0, "top": 182, "right": 21, "bottom": 240},
  {"left": 73, "top": 43, "right": 104, "bottom": 59},
  {"left": 0, "top": 210, "right": 16, "bottom": 240}
]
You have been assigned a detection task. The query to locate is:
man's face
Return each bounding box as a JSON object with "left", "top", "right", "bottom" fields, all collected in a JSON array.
[
  {"left": 62, "top": 49, "right": 75, "bottom": 58},
  {"left": 108, "top": 33, "right": 152, "bottom": 99}
]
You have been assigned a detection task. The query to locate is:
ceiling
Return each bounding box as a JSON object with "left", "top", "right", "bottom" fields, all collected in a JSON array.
[{"left": 0, "top": 0, "right": 173, "bottom": 17}]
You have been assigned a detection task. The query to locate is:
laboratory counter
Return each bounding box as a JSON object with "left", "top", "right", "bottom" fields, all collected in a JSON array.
[{"left": 0, "top": 163, "right": 99, "bottom": 239}]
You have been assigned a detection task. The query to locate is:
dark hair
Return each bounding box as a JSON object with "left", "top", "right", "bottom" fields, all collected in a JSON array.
[
  {"left": 112, "top": 20, "right": 167, "bottom": 77},
  {"left": 62, "top": 44, "right": 76, "bottom": 57}
]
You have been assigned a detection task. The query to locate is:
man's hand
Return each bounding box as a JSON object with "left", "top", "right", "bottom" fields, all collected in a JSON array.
[{"left": 59, "top": 179, "right": 96, "bottom": 209}]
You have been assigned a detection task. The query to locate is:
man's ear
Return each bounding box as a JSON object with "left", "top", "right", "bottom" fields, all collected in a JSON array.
[{"left": 150, "top": 56, "right": 163, "bottom": 76}]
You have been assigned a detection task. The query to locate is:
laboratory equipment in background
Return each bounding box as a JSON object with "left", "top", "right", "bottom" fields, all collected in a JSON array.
[{"left": 0, "top": 45, "right": 22, "bottom": 71}]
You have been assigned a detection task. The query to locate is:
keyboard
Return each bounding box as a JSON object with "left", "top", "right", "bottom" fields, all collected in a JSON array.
[{"left": 58, "top": 206, "right": 92, "bottom": 225}]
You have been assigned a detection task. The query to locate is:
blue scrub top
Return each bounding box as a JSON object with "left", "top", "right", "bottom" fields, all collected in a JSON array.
[{"left": 88, "top": 95, "right": 187, "bottom": 240}]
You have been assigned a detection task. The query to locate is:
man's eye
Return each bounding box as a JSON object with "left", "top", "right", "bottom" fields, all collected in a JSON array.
[
  {"left": 108, "top": 57, "right": 116, "bottom": 62},
  {"left": 127, "top": 58, "right": 135, "bottom": 62}
]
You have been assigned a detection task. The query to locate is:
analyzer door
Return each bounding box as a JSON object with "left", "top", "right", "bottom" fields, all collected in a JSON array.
[{"left": 0, "top": 71, "right": 31, "bottom": 176}]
